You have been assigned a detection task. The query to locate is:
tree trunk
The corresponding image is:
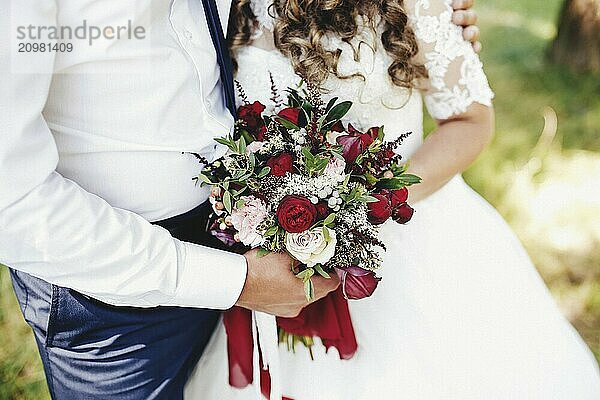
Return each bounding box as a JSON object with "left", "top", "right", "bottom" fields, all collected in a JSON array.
[{"left": 550, "top": 0, "right": 600, "bottom": 72}]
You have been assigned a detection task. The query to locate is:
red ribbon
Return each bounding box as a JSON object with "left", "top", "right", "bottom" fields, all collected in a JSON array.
[{"left": 223, "top": 288, "right": 358, "bottom": 399}]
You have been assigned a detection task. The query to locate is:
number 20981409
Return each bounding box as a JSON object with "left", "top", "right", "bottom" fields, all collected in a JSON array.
[{"left": 18, "top": 42, "right": 73, "bottom": 53}]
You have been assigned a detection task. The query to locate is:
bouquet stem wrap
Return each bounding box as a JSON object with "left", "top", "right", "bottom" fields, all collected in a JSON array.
[{"left": 224, "top": 288, "right": 357, "bottom": 399}]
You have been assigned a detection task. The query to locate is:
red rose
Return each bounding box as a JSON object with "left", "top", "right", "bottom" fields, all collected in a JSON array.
[
  {"left": 315, "top": 202, "right": 330, "bottom": 219},
  {"left": 392, "top": 203, "right": 414, "bottom": 224},
  {"left": 266, "top": 153, "right": 294, "bottom": 176},
  {"left": 276, "top": 195, "right": 318, "bottom": 233},
  {"left": 336, "top": 266, "right": 381, "bottom": 300},
  {"left": 367, "top": 193, "right": 392, "bottom": 225},
  {"left": 336, "top": 124, "right": 379, "bottom": 164},
  {"left": 238, "top": 101, "right": 267, "bottom": 140},
  {"left": 381, "top": 187, "right": 409, "bottom": 208},
  {"left": 278, "top": 107, "right": 301, "bottom": 126}
]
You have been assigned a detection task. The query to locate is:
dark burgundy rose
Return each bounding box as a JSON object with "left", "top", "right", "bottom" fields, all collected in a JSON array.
[
  {"left": 381, "top": 187, "right": 409, "bottom": 208},
  {"left": 336, "top": 124, "right": 379, "bottom": 164},
  {"left": 266, "top": 153, "right": 294, "bottom": 176},
  {"left": 365, "top": 127, "right": 380, "bottom": 142},
  {"left": 330, "top": 120, "right": 345, "bottom": 132},
  {"left": 392, "top": 203, "right": 414, "bottom": 224},
  {"left": 277, "top": 107, "right": 301, "bottom": 126},
  {"left": 367, "top": 193, "right": 392, "bottom": 225},
  {"left": 238, "top": 101, "right": 267, "bottom": 140},
  {"left": 315, "top": 202, "right": 330, "bottom": 219},
  {"left": 382, "top": 148, "right": 396, "bottom": 161},
  {"left": 335, "top": 266, "right": 381, "bottom": 300},
  {"left": 276, "top": 195, "right": 318, "bottom": 233}
]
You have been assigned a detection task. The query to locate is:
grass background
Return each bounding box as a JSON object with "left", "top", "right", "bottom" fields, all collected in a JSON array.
[{"left": 1, "top": 0, "right": 599, "bottom": 398}]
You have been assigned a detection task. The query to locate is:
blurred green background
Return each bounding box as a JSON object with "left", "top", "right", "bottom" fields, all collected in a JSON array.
[{"left": 1, "top": 0, "right": 599, "bottom": 398}]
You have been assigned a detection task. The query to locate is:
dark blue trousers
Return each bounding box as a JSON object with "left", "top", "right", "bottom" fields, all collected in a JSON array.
[{"left": 10, "top": 202, "right": 223, "bottom": 399}]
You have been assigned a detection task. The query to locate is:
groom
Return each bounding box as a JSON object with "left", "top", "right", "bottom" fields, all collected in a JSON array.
[{"left": 0, "top": 0, "right": 480, "bottom": 398}]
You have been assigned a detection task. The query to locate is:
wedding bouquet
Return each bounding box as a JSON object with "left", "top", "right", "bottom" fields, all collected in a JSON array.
[{"left": 196, "top": 83, "right": 420, "bottom": 301}]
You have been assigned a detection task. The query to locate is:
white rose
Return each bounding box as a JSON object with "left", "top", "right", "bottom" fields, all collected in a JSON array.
[
  {"left": 285, "top": 227, "right": 337, "bottom": 267},
  {"left": 230, "top": 196, "right": 268, "bottom": 247}
]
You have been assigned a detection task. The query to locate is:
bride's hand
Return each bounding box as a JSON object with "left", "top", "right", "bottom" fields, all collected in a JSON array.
[{"left": 452, "top": 0, "right": 482, "bottom": 53}]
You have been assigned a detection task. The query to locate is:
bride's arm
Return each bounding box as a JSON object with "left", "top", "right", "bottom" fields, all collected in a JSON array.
[
  {"left": 403, "top": 0, "right": 495, "bottom": 203},
  {"left": 408, "top": 104, "right": 494, "bottom": 202}
]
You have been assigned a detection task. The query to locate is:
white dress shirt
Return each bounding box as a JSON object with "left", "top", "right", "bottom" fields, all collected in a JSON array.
[{"left": 0, "top": 0, "right": 248, "bottom": 309}]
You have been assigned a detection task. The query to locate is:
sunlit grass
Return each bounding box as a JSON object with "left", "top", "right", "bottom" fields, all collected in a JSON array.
[{"left": 0, "top": 267, "right": 50, "bottom": 400}]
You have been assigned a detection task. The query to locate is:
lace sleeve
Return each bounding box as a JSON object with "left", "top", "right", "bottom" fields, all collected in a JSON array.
[{"left": 406, "top": 0, "right": 494, "bottom": 120}]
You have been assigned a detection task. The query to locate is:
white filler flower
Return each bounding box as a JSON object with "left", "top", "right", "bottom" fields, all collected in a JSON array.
[{"left": 285, "top": 227, "right": 337, "bottom": 267}]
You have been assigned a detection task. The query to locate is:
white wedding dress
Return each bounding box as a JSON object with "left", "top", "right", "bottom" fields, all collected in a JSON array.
[{"left": 185, "top": 0, "right": 600, "bottom": 398}]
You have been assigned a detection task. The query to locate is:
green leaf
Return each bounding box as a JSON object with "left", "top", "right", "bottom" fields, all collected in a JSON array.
[
  {"left": 314, "top": 264, "right": 331, "bottom": 279},
  {"left": 197, "top": 173, "right": 213, "bottom": 185},
  {"left": 296, "top": 268, "right": 314, "bottom": 281},
  {"left": 264, "top": 226, "right": 279, "bottom": 237},
  {"left": 238, "top": 135, "right": 247, "bottom": 154},
  {"left": 325, "top": 101, "right": 352, "bottom": 122},
  {"left": 323, "top": 213, "right": 336, "bottom": 226},
  {"left": 398, "top": 174, "right": 423, "bottom": 185},
  {"left": 325, "top": 97, "right": 338, "bottom": 113},
  {"left": 214, "top": 137, "right": 236, "bottom": 151},
  {"left": 362, "top": 195, "right": 380, "bottom": 203},
  {"left": 304, "top": 278, "right": 315, "bottom": 301},
  {"left": 223, "top": 191, "right": 232, "bottom": 213},
  {"left": 377, "top": 125, "right": 385, "bottom": 141},
  {"left": 377, "top": 178, "right": 406, "bottom": 190},
  {"left": 258, "top": 166, "right": 271, "bottom": 178},
  {"left": 240, "top": 129, "right": 254, "bottom": 144},
  {"left": 322, "top": 226, "right": 331, "bottom": 241},
  {"left": 248, "top": 152, "right": 256, "bottom": 170},
  {"left": 302, "top": 147, "right": 315, "bottom": 163},
  {"left": 364, "top": 172, "right": 379, "bottom": 186},
  {"left": 276, "top": 116, "right": 300, "bottom": 130},
  {"left": 235, "top": 198, "right": 246, "bottom": 209},
  {"left": 257, "top": 248, "right": 271, "bottom": 258}
]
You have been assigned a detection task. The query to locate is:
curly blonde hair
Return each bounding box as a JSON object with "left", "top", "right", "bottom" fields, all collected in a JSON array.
[{"left": 227, "top": 0, "right": 427, "bottom": 88}]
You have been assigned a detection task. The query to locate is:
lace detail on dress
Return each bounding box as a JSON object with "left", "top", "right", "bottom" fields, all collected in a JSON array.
[
  {"left": 409, "top": 0, "right": 494, "bottom": 119},
  {"left": 250, "top": 0, "right": 276, "bottom": 39}
]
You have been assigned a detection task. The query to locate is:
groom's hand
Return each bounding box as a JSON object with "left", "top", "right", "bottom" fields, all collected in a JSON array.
[
  {"left": 236, "top": 249, "right": 340, "bottom": 318},
  {"left": 452, "top": 0, "right": 482, "bottom": 53}
]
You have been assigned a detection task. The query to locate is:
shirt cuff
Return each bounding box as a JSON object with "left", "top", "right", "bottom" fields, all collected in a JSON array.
[{"left": 172, "top": 239, "right": 248, "bottom": 309}]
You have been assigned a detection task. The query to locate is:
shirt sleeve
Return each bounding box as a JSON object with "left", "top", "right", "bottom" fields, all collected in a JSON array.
[
  {"left": 0, "top": 0, "right": 247, "bottom": 309},
  {"left": 405, "top": 0, "right": 495, "bottom": 120}
]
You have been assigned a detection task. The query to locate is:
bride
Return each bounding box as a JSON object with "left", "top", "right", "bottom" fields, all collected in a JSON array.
[{"left": 187, "top": 0, "right": 600, "bottom": 398}]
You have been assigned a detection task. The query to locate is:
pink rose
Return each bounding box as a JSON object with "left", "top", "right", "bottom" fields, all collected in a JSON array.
[
  {"left": 323, "top": 157, "right": 347, "bottom": 181},
  {"left": 230, "top": 196, "right": 268, "bottom": 247}
]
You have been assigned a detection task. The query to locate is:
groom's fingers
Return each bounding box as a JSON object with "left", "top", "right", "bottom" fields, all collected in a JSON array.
[
  {"left": 452, "top": 0, "right": 475, "bottom": 11},
  {"left": 311, "top": 274, "right": 341, "bottom": 301}
]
